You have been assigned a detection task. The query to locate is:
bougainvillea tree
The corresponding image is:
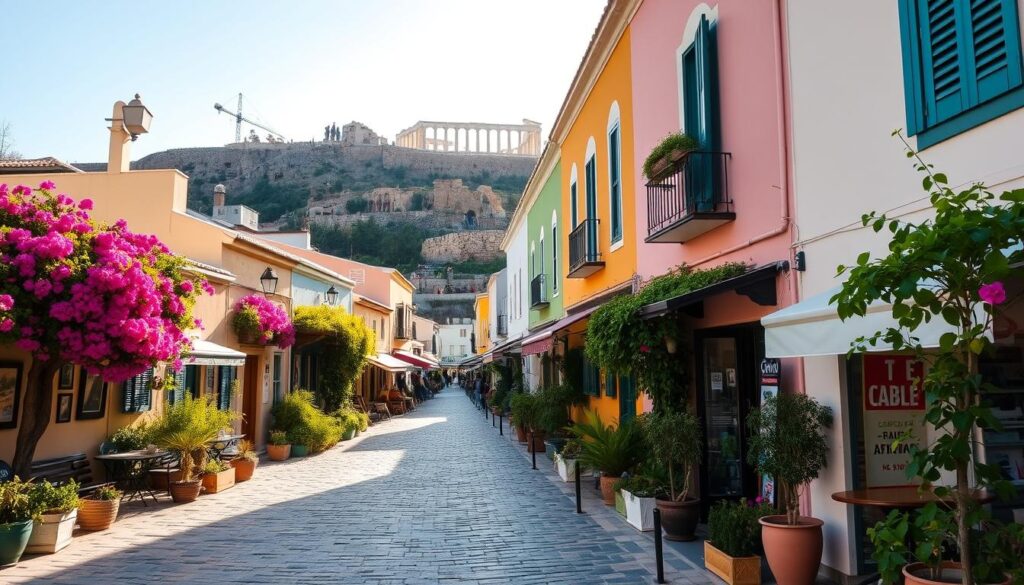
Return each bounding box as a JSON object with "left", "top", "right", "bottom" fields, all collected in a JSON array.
[
  {"left": 0, "top": 181, "right": 211, "bottom": 476},
  {"left": 231, "top": 294, "right": 295, "bottom": 348}
]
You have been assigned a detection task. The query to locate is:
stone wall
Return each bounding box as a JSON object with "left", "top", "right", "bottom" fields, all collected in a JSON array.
[{"left": 421, "top": 231, "right": 505, "bottom": 263}]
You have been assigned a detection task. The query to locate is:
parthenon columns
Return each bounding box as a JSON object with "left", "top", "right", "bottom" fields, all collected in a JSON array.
[{"left": 395, "top": 119, "right": 542, "bottom": 155}]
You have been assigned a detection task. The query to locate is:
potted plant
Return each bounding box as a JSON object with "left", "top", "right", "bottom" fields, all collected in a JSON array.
[
  {"left": 77, "top": 485, "right": 122, "bottom": 532},
  {"left": 0, "top": 477, "right": 39, "bottom": 566},
  {"left": 510, "top": 392, "right": 542, "bottom": 450},
  {"left": 642, "top": 132, "right": 698, "bottom": 179},
  {"left": 746, "top": 392, "right": 832, "bottom": 584},
  {"left": 642, "top": 409, "right": 702, "bottom": 541},
  {"left": 554, "top": 439, "right": 582, "bottom": 483},
  {"left": 615, "top": 475, "right": 658, "bottom": 532},
  {"left": 705, "top": 499, "right": 773, "bottom": 585},
  {"left": 536, "top": 384, "right": 580, "bottom": 460},
  {"left": 288, "top": 426, "right": 310, "bottom": 457},
  {"left": 570, "top": 410, "right": 642, "bottom": 506},
  {"left": 232, "top": 293, "right": 296, "bottom": 348},
  {"left": 230, "top": 439, "right": 258, "bottom": 482},
  {"left": 149, "top": 393, "right": 237, "bottom": 504},
  {"left": 25, "top": 480, "right": 79, "bottom": 554},
  {"left": 201, "top": 459, "right": 235, "bottom": 494},
  {"left": 267, "top": 430, "right": 291, "bottom": 461},
  {"left": 274, "top": 390, "right": 342, "bottom": 454}
]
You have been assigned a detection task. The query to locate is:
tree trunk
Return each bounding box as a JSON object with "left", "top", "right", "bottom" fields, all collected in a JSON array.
[
  {"left": 956, "top": 463, "right": 972, "bottom": 585},
  {"left": 12, "top": 360, "right": 61, "bottom": 478}
]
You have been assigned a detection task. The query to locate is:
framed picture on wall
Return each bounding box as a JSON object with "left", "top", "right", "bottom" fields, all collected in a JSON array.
[
  {"left": 0, "top": 361, "right": 23, "bottom": 429},
  {"left": 55, "top": 393, "right": 73, "bottom": 423},
  {"left": 58, "top": 364, "right": 75, "bottom": 390},
  {"left": 76, "top": 374, "right": 107, "bottom": 420}
]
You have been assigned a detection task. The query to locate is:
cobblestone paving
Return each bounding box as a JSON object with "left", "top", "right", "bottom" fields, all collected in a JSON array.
[{"left": 4, "top": 388, "right": 717, "bottom": 585}]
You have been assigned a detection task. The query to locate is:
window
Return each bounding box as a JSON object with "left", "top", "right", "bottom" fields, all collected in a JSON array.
[
  {"left": 570, "top": 164, "right": 579, "bottom": 228},
  {"left": 551, "top": 219, "right": 559, "bottom": 295},
  {"left": 272, "top": 353, "right": 282, "bottom": 405},
  {"left": 380, "top": 318, "right": 385, "bottom": 340},
  {"left": 899, "top": 0, "right": 1023, "bottom": 148},
  {"left": 122, "top": 368, "right": 153, "bottom": 413},
  {"left": 679, "top": 12, "right": 720, "bottom": 210},
  {"left": 218, "top": 366, "right": 236, "bottom": 410},
  {"left": 460, "top": 328, "right": 466, "bottom": 337},
  {"left": 539, "top": 229, "right": 545, "bottom": 276},
  {"left": 608, "top": 102, "right": 623, "bottom": 244},
  {"left": 581, "top": 356, "right": 602, "bottom": 397}
]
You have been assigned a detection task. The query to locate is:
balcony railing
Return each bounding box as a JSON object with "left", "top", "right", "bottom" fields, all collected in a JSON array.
[
  {"left": 646, "top": 151, "right": 734, "bottom": 243},
  {"left": 530, "top": 274, "right": 548, "bottom": 308},
  {"left": 497, "top": 314, "right": 508, "bottom": 337},
  {"left": 568, "top": 218, "right": 604, "bottom": 278}
]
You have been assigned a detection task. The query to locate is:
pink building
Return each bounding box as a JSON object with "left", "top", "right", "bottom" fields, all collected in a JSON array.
[{"left": 628, "top": 0, "right": 798, "bottom": 513}]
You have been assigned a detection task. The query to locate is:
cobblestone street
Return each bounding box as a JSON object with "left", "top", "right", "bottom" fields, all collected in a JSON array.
[{"left": 4, "top": 388, "right": 715, "bottom": 585}]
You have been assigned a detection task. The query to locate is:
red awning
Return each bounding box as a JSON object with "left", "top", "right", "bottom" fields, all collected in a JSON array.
[
  {"left": 521, "top": 335, "right": 553, "bottom": 356},
  {"left": 392, "top": 350, "right": 436, "bottom": 369}
]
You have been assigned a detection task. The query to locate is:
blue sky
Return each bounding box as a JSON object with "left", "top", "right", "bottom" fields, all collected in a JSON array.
[{"left": 2, "top": 1, "right": 605, "bottom": 163}]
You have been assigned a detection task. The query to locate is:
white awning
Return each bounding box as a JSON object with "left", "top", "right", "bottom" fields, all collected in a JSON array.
[
  {"left": 187, "top": 339, "right": 247, "bottom": 366},
  {"left": 761, "top": 286, "right": 964, "bottom": 358},
  {"left": 368, "top": 353, "right": 412, "bottom": 373}
]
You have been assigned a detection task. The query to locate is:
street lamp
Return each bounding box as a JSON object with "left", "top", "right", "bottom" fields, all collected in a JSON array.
[
  {"left": 121, "top": 94, "right": 153, "bottom": 140},
  {"left": 325, "top": 286, "right": 338, "bottom": 306},
  {"left": 260, "top": 267, "right": 279, "bottom": 297}
]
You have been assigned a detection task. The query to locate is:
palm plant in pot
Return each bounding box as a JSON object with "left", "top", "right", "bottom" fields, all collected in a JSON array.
[
  {"left": 570, "top": 410, "right": 642, "bottom": 506},
  {"left": 746, "top": 392, "right": 832, "bottom": 585},
  {"left": 150, "top": 393, "right": 237, "bottom": 503},
  {"left": 230, "top": 439, "right": 259, "bottom": 481},
  {"left": 0, "top": 477, "right": 39, "bottom": 566},
  {"left": 641, "top": 409, "right": 702, "bottom": 541},
  {"left": 25, "top": 480, "right": 79, "bottom": 554}
]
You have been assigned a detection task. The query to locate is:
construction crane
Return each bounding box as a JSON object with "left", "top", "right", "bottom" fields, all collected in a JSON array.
[{"left": 214, "top": 93, "right": 285, "bottom": 143}]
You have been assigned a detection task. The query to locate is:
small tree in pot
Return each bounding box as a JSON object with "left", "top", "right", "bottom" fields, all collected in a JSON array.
[
  {"left": 641, "top": 409, "right": 702, "bottom": 541},
  {"left": 746, "top": 391, "right": 832, "bottom": 585},
  {"left": 509, "top": 392, "right": 540, "bottom": 448},
  {"left": 150, "top": 393, "right": 237, "bottom": 503},
  {"left": 570, "top": 410, "right": 642, "bottom": 506}
]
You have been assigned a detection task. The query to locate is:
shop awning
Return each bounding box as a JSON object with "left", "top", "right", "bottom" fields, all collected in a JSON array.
[
  {"left": 522, "top": 335, "right": 554, "bottom": 356},
  {"left": 520, "top": 306, "right": 602, "bottom": 356},
  {"left": 392, "top": 350, "right": 437, "bottom": 369},
  {"left": 640, "top": 261, "right": 790, "bottom": 320},
  {"left": 368, "top": 352, "right": 413, "bottom": 373},
  {"left": 186, "top": 339, "right": 246, "bottom": 366},
  {"left": 761, "top": 285, "right": 968, "bottom": 358}
]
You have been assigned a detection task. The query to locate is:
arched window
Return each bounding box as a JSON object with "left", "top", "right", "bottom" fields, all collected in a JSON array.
[
  {"left": 539, "top": 228, "right": 545, "bottom": 276},
  {"left": 607, "top": 101, "right": 623, "bottom": 245},
  {"left": 551, "top": 210, "right": 559, "bottom": 295},
  {"left": 570, "top": 163, "right": 579, "bottom": 228}
]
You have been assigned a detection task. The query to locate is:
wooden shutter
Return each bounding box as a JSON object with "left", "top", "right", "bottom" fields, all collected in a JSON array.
[
  {"left": 609, "top": 125, "right": 622, "bottom": 241},
  {"left": 604, "top": 369, "right": 617, "bottom": 398},
  {"left": 618, "top": 375, "right": 637, "bottom": 424},
  {"left": 218, "top": 366, "right": 234, "bottom": 410},
  {"left": 121, "top": 368, "right": 152, "bottom": 413},
  {"left": 169, "top": 368, "right": 186, "bottom": 404},
  {"left": 966, "top": 0, "right": 1023, "bottom": 103},
  {"left": 918, "top": 0, "right": 971, "bottom": 125},
  {"left": 691, "top": 14, "right": 721, "bottom": 212}
]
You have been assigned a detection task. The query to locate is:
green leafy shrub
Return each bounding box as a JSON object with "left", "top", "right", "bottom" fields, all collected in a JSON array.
[
  {"left": 29, "top": 480, "right": 79, "bottom": 514},
  {"left": 613, "top": 475, "right": 659, "bottom": 498},
  {"left": 202, "top": 460, "right": 230, "bottom": 474},
  {"left": 708, "top": 499, "right": 774, "bottom": 558},
  {"left": 641, "top": 409, "right": 702, "bottom": 501},
  {"left": 268, "top": 430, "right": 289, "bottom": 446},
  {"left": 92, "top": 485, "right": 122, "bottom": 501},
  {"left": 273, "top": 390, "right": 342, "bottom": 452},
  {"left": 293, "top": 306, "right": 375, "bottom": 412},
  {"left": 569, "top": 410, "right": 642, "bottom": 477},
  {"left": 642, "top": 132, "right": 698, "bottom": 178},
  {"left": 109, "top": 422, "right": 152, "bottom": 452},
  {"left": 535, "top": 384, "right": 583, "bottom": 435},
  {"left": 0, "top": 478, "right": 40, "bottom": 524},
  {"left": 149, "top": 394, "right": 237, "bottom": 482},
  {"left": 560, "top": 438, "right": 582, "bottom": 459},
  {"left": 345, "top": 197, "right": 368, "bottom": 213},
  {"left": 509, "top": 392, "right": 539, "bottom": 432}
]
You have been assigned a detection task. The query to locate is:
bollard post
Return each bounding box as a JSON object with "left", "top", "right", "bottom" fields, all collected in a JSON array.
[
  {"left": 575, "top": 461, "right": 582, "bottom": 514},
  {"left": 530, "top": 432, "right": 537, "bottom": 469},
  {"left": 653, "top": 507, "right": 665, "bottom": 584},
  {"left": 499, "top": 413, "right": 503, "bottom": 436},
  {"left": 492, "top": 410, "right": 495, "bottom": 427}
]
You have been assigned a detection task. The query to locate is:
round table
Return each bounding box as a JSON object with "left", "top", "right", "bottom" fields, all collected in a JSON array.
[{"left": 831, "top": 486, "right": 994, "bottom": 510}]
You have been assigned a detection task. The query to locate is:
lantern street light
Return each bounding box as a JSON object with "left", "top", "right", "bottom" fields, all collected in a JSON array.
[
  {"left": 121, "top": 94, "right": 153, "bottom": 141},
  {"left": 325, "top": 286, "right": 339, "bottom": 306},
  {"left": 260, "top": 267, "right": 279, "bottom": 297}
]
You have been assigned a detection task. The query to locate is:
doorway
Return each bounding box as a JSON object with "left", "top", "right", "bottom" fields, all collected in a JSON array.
[
  {"left": 242, "top": 355, "right": 260, "bottom": 441},
  {"left": 695, "top": 324, "right": 764, "bottom": 515}
]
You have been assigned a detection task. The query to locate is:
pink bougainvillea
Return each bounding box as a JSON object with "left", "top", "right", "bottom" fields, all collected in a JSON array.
[
  {"left": 979, "top": 281, "right": 1006, "bottom": 305},
  {"left": 0, "top": 182, "right": 209, "bottom": 381},
  {"left": 232, "top": 294, "right": 295, "bottom": 348}
]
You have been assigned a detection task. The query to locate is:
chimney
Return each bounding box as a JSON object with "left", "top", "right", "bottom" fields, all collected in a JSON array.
[{"left": 213, "top": 184, "right": 226, "bottom": 208}]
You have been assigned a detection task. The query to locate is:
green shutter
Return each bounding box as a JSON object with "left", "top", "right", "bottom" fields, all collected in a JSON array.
[
  {"left": 618, "top": 375, "right": 636, "bottom": 424},
  {"left": 121, "top": 369, "right": 152, "bottom": 413},
  {"left": 218, "top": 366, "right": 234, "bottom": 410},
  {"left": 609, "top": 125, "right": 622, "bottom": 242},
  {"left": 918, "top": 0, "right": 971, "bottom": 125},
  {"left": 967, "top": 0, "right": 1022, "bottom": 103},
  {"left": 169, "top": 368, "right": 186, "bottom": 404},
  {"left": 693, "top": 13, "right": 720, "bottom": 212},
  {"left": 604, "top": 369, "right": 617, "bottom": 398}
]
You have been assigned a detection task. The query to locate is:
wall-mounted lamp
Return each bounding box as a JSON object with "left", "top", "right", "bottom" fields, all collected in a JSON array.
[
  {"left": 121, "top": 94, "right": 153, "bottom": 141},
  {"left": 260, "top": 267, "right": 279, "bottom": 297},
  {"left": 325, "top": 286, "right": 339, "bottom": 306}
]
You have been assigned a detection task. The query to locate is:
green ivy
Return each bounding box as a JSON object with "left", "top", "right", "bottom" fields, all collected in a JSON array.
[{"left": 294, "top": 305, "right": 375, "bottom": 412}]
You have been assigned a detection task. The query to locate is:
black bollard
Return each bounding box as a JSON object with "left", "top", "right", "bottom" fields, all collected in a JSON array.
[
  {"left": 575, "top": 461, "right": 582, "bottom": 514},
  {"left": 492, "top": 410, "right": 495, "bottom": 427},
  {"left": 499, "top": 413, "right": 503, "bottom": 436},
  {"left": 530, "top": 432, "right": 536, "bottom": 469},
  {"left": 653, "top": 507, "right": 665, "bottom": 584}
]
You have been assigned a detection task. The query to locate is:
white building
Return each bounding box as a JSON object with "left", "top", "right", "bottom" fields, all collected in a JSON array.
[{"left": 437, "top": 319, "right": 473, "bottom": 365}]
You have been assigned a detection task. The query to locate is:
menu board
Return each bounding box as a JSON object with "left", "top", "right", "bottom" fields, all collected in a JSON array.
[
  {"left": 759, "top": 358, "right": 780, "bottom": 505},
  {"left": 863, "top": 355, "right": 925, "bottom": 487}
]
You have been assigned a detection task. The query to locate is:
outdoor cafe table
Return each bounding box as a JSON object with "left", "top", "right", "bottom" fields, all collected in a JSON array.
[
  {"left": 94, "top": 449, "right": 170, "bottom": 506},
  {"left": 831, "top": 486, "right": 995, "bottom": 511},
  {"left": 206, "top": 433, "right": 246, "bottom": 460}
]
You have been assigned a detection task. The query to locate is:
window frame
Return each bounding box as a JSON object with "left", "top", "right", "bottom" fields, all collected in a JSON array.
[{"left": 607, "top": 101, "right": 624, "bottom": 248}]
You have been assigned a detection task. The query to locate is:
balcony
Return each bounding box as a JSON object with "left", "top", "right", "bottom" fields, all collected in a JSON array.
[
  {"left": 645, "top": 151, "right": 734, "bottom": 244},
  {"left": 530, "top": 274, "right": 548, "bottom": 308},
  {"left": 568, "top": 218, "right": 604, "bottom": 278},
  {"left": 497, "top": 314, "right": 508, "bottom": 337}
]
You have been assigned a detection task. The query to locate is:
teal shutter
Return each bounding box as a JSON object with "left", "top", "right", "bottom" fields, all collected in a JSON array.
[
  {"left": 169, "top": 369, "right": 186, "bottom": 404},
  {"left": 585, "top": 157, "right": 598, "bottom": 258},
  {"left": 608, "top": 125, "right": 622, "bottom": 242},
  {"left": 218, "top": 366, "right": 234, "bottom": 410},
  {"left": 918, "top": 0, "right": 971, "bottom": 125},
  {"left": 122, "top": 369, "right": 152, "bottom": 413},
  {"left": 185, "top": 365, "right": 198, "bottom": 399},
  {"left": 604, "top": 370, "right": 617, "bottom": 398},
  {"left": 570, "top": 182, "right": 578, "bottom": 228},
  {"left": 618, "top": 375, "right": 636, "bottom": 424},
  {"left": 693, "top": 14, "right": 720, "bottom": 212},
  {"left": 966, "top": 0, "right": 1022, "bottom": 103}
]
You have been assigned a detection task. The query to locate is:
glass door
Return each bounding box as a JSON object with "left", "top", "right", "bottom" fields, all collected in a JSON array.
[{"left": 703, "top": 337, "right": 742, "bottom": 499}]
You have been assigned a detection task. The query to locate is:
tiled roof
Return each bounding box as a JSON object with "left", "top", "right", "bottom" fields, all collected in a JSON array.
[{"left": 0, "top": 157, "right": 82, "bottom": 173}]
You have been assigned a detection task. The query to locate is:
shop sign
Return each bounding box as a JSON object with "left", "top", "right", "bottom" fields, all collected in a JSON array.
[
  {"left": 863, "top": 354, "right": 925, "bottom": 487},
  {"left": 759, "top": 358, "right": 781, "bottom": 505}
]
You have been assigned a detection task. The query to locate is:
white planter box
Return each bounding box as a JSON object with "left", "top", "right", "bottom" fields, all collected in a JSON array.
[
  {"left": 622, "top": 489, "right": 655, "bottom": 532},
  {"left": 554, "top": 454, "right": 577, "bottom": 482},
  {"left": 26, "top": 509, "right": 77, "bottom": 554}
]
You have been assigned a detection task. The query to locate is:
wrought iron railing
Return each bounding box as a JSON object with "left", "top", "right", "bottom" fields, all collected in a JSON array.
[
  {"left": 530, "top": 274, "right": 548, "bottom": 307},
  {"left": 568, "top": 219, "right": 600, "bottom": 274},
  {"left": 646, "top": 151, "right": 732, "bottom": 239}
]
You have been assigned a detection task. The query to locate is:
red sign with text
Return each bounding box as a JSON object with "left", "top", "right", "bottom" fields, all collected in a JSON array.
[
  {"left": 864, "top": 355, "right": 924, "bottom": 411},
  {"left": 862, "top": 354, "right": 925, "bottom": 487}
]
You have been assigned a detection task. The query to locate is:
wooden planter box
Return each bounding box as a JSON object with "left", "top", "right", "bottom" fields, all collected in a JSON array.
[
  {"left": 621, "top": 490, "right": 655, "bottom": 532},
  {"left": 25, "top": 510, "right": 76, "bottom": 554},
  {"left": 201, "top": 468, "right": 236, "bottom": 494},
  {"left": 704, "top": 541, "right": 761, "bottom": 585}
]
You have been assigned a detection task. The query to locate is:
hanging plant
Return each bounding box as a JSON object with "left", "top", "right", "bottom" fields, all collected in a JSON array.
[
  {"left": 643, "top": 132, "right": 698, "bottom": 179},
  {"left": 232, "top": 294, "right": 295, "bottom": 348}
]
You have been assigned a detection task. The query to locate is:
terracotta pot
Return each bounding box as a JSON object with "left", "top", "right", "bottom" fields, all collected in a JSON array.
[
  {"left": 655, "top": 497, "right": 700, "bottom": 541},
  {"left": 704, "top": 541, "right": 761, "bottom": 585},
  {"left": 231, "top": 457, "right": 258, "bottom": 482},
  {"left": 78, "top": 498, "right": 120, "bottom": 531},
  {"left": 149, "top": 468, "right": 182, "bottom": 490},
  {"left": 527, "top": 431, "right": 546, "bottom": 453},
  {"left": 514, "top": 425, "right": 527, "bottom": 443},
  {"left": 599, "top": 475, "right": 618, "bottom": 506},
  {"left": 267, "top": 443, "right": 291, "bottom": 461},
  {"left": 26, "top": 509, "right": 77, "bottom": 554},
  {"left": 169, "top": 480, "right": 202, "bottom": 503},
  {"left": 903, "top": 562, "right": 1009, "bottom": 585},
  {"left": 201, "top": 468, "right": 235, "bottom": 494},
  {"left": 759, "top": 515, "right": 823, "bottom": 585}
]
